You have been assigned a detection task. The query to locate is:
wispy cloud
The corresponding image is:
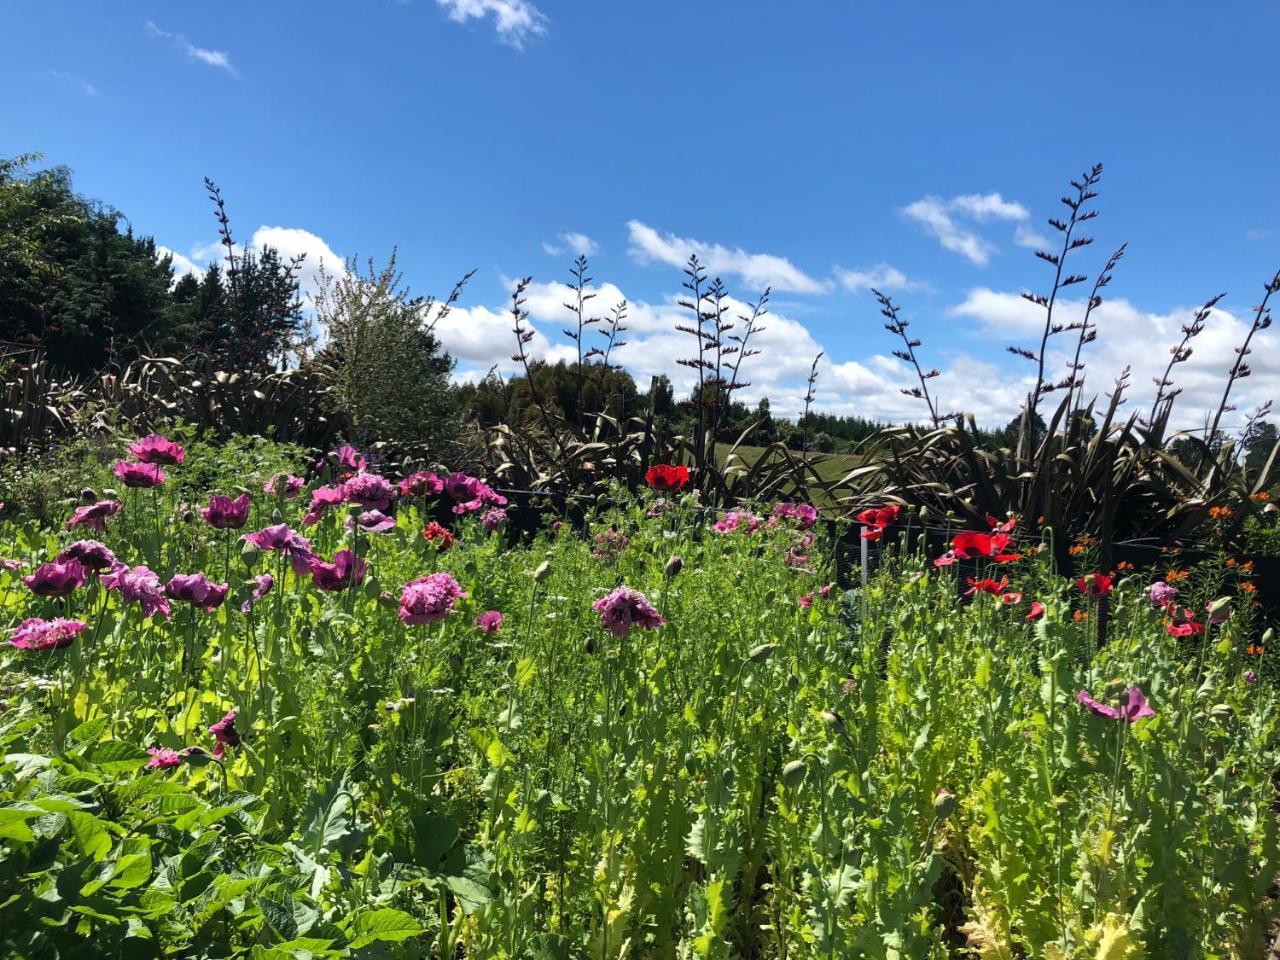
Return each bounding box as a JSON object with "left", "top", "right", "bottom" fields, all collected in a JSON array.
[
  {"left": 901, "top": 192, "right": 1029, "bottom": 266},
  {"left": 626, "top": 220, "right": 831, "bottom": 295},
  {"left": 834, "top": 263, "right": 914, "bottom": 294},
  {"left": 145, "top": 21, "right": 237, "bottom": 76},
  {"left": 44, "top": 70, "right": 99, "bottom": 97},
  {"left": 435, "top": 0, "right": 548, "bottom": 49},
  {"left": 543, "top": 231, "right": 598, "bottom": 258}
]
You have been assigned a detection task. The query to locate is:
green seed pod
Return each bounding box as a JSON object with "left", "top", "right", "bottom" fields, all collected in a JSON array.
[
  {"left": 664, "top": 555, "right": 683, "bottom": 578},
  {"left": 1263, "top": 628, "right": 1275, "bottom": 645},
  {"left": 449, "top": 652, "right": 463, "bottom": 673},
  {"left": 781, "top": 758, "right": 807, "bottom": 788},
  {"left": 787, "top": 673, "right": 800, "bottom": 691},
  {"left": 240, "top": 541, "right": 262, "bottom": 568},
  {"left": 933, "top": 789, "right": 956, "bottom": 818},
  {"left": 506, "top": 661, "right": 517, "bottom": 679},
  {"left": 821, "top": 710, "right": 844, "bottom": 731},
  {"left": 747, "top": 643, "right": 776, "bottom": 663},
  {"left": 533, "top": 560, "right": 552, "bottom": 583}
]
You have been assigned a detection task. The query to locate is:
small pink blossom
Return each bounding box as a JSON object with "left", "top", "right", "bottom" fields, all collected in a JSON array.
[
  {"left": 114, "top": 460, "right": 165, "bottom": 488},
  {"left": 591, "top": 586, "right": 665, "bottom": 637},
  {"left": 475, "top": 610, "right": 504, "bottom": 633},
  {"left": 399, "top": 572, "right": 467, "bottom": 625},
  {"left": 129, "top": 434, "right": 185, "bottom": 465}
]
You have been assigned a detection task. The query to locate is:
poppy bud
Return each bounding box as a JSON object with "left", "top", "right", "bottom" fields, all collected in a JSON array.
[
  {"left": 722, "top": 767, "right": 734, "bottom": 789},
  {"left": 506, "top": 661, "right": 517, "bottom": 679},
  {"left": 584, "top": 637, "right": 595, "bottom": 654},
  {"left": 787, "top": 673, "right": 799, "bottom": 691},
  {"left": 533, "top": 788, "right": 552, "bottom": 811},
  {"left": 933, "top": 789, "right": 956, "bottom": 818},
  {"left": 181, "top": 509, "right": 194, "bottom": 523},
  {"left": 80, "top": 487, "right": 96, "bottom": 503},
  {"left": 449, "top": 652, "right": 463, "bottom": 673},
  {"left": 781, "top": 758, "right": 807, "bottom": 788},
  {"left": 821, "top": 710, "right": 844, "bottom": 731},
  {"left": 240, "top": 541, "right": 262, "bottom": 567},
  {"left": 377, "top": 590, "right": 395, "bottom": 606},
  {"left": 747, "top": 643, "right": 776, "bottom": 663},
  {"left": 1264, "top": 628, "right": 1275, "bottom": 645},
  {"left": 533, "top": 560, "right": 552, "bottom": 583},
  {"left": 665, "top": 555, "right": 683, "bottom": 578},
  {"left": 272, "top": 508, "right": 284, "bottom": 524}
]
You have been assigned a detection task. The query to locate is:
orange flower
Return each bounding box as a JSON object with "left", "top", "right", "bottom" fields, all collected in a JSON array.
[
  {"left": 1116, "top": 561, "right": 1134, "bottom": 572},
  {"left": 1242, "top": 560, "right": 1255, "bottom": 573},
  {"left": 1252, "top": 491, "right": 1271, "bottom": 502},
  {"left": 1241, "top": 581, "right": 1257, "bottom": 594},
  {"left": 1209, "top": 505, "right": 1233, "bottom": 520},
  {"left": 1073, "top": 610, "right": 1089, "bottom": 623},
  {"left": 1166, "top": 569, "right": 1189, "bottom": 582},
  {"left": 1227, "top": 557, "right": 1238, "bottom": 568}
]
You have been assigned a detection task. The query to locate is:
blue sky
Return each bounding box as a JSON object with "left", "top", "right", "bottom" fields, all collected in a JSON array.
[{"left": 4, "top": 1, "right": 1278, "bottom": 427}]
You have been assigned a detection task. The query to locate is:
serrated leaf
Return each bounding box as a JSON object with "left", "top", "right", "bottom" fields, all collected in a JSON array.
[{"left": 345, "top": 907, "right": 423, "bottom": 948}]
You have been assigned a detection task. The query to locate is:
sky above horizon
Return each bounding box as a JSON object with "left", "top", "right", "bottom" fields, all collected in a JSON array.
[{"left": 4, "top": 1, "right": 1279, "bottom": 430}]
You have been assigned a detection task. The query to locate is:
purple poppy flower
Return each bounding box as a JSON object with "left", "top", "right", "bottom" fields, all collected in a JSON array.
[
  {"left": 335, "top": 444, "right": 367, "bottom": 472},
  {"left": 130, "top": 434, "right": 185, "bottom": 465},
  {"left": 114, "top": 460, "right": 166, "bottom": 488},
  {"left": 481, "top": 508, "right": 508, "bottom": 534},
  {"left": 399, "top": 572, "right": 467, "bottom": 625},
  {"left": 240, "top": 573, "right": 275, "bottom": 613},
  {"left": 593, "top": 527, "right": 628, "bottom": 559},
  {"left": 242, "top": 524, "right": 314, "bottom": 576},
  {"left": 66, "top": 500, "right": 123, "bottom": 532},
  {"left": 1245, "top": 671, "right": 1259, "bottom": 684},
  {"left": 1076, "top": 686, "right": 1155, "bottom": 723},
  {"left": 475, "top": 610, "right": 504, "bottom": 633},
  {"left": 770, "top": 502, "right": 818, "bottom": 530},
  {"left": 713, "top": 510, "right": 762, "bottom": 534},
  {"left": 57, "top": 540, "right": 117, "bottom": 572},
  {"left": 591, "top": 586, "right": 666, "bottom": 637},
  {"left": 165, "top": 573, "right": 230, "bottom": 612},
  {"left": 263, "top": 474, "right": 305, "bottom": 499},
  {"left": 444, "top": 472, "right": 481, "bottom": 502},
  {"left": 347, "top": 510, "right": 396, "bottom": 534},
  {"left": 399, "top": 471, "right": 443, "bottom": 498},
  {"left": 146, "top": 747, "right": 182, "bottom": 770},
  {"left": 0, "top": 558, "right": 22, "bottom": 573},
  {"left": 208, "top": 710, "right": 240, "bottom": 758},
  {"left": 23, "top": 559, "right": 86, "bottom": 597},
  {"left": 342, "top": 472, "right": 396, "bottom": 511},
  {"left": 101, "top": 564, "right": 171, "bottom": 620},
  {"left": 302, "top": 485, "right": 345, "bottom": 525},
  {"left": 308, "top": 549, "right": 368, "bottom": 591},
  {"left": 202, "top": 493, "right": 251, "bottom": 530},
  {"left": 1147, "top": 581, "right": 1179, "bottom": 608},
  {"left": 9, "top": 617, "right": 85, "bottom": 651}
]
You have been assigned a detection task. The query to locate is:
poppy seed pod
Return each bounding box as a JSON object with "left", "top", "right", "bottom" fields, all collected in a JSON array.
[
  {"left": 747, "top": 643, "right": 776, "bottom": 663},
  {"left": 80, "top": 487, "right": 96, "bottom": 503},
  {"left": 781, "top": 758, "right": 807, "bottom": 788},
  {"left": 933, "top": 789, "right": 956, "bottom": 818},
  {"left": 821, "top": 710, "right": 844, "bottom": 731},
  {"left": 533, "top": 561, "right": 552, "bottom": 583},
  {"left": 240, "top": 541, "right": 262, "bottom": 567},
  {"left": 664, "top": 555, "right": 683, "bottom": 578}
]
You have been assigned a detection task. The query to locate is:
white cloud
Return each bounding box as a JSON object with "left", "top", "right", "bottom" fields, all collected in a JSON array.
[
  {"left": 626, "top": 220, "right": 831, "bottom": 295},
  {"left": 949, "top": 287, "right": 1278, "bottom": 431},
  {"left": 145, "top": 21, "right": 236, "bottom": 75},
  {"left": 435, "top": 0, "right": 547, "bottom": 49},
  {"left": 542, "top": 231, "right": 598, "bottom": 258},
  {"left": 834, "top": 263, "right": 913, "bottom": 293},
  {"left": 902, "top": 192, "right": 1029, "bottom": 266},
  {"left": 155, "top": 227, "right": 344, "bottom": 304},
  {"left": 1014, "top": 224, "right": 1053, "bottom": 250},
  {"left": 156, "top": 245, "right": 204, "bottom": 281}
]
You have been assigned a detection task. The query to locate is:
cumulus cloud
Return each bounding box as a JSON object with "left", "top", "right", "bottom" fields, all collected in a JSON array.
[
  {"left": 834, "top": 263, "right": 913, "bottom": 293},
  {"left": 542, "top": 232, "right": 598, "bottom": 258},
  {"left": 901, "top": 192, "right": 1029, "bottom": 266},
  {"left": 154, "top": 227, "right": 344, "bottom": 304},
  {"left": 626, "top": 220, "right": 831, "bottom": 295},
  {"left": 156, "top": 245, "right": 205, "bottom": 280},
  {"left": 435, "top": 0, "right": 547, "bottom": 49},
  {"left": 950, "top": 288, "right": 1278, "bottom": 431},
  {"left": 145, "top": 21, "right": 236, "bottom": 75}
]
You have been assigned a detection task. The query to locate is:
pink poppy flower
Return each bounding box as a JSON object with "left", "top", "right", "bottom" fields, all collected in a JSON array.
[
  {"left": 1026, "top": 600, "right": 1045, "bottom": 621},
  {"left": 165, "top": 573, "right": 230, "bottom": 612},
  {"left": 129, "top": 434, "right": 185, "bottom": 465},
  {"left": 146, "top": 747, "right": 182, "bottom": 770},
  {"left": 399, "top": 470, "right": 443, "bottom": 498},
  {"left": 399, "top": 572, "right": 467, "bottom": 625},
  {"left": 713, "top": 510, "right": 762, "bottom": 534},
  {"left": 23, "top": 559, "right": 86, "bottom": 597},
  {"left": 475, "top": 610, "right": 504, "bottom": 633},
  {"left": 102, "top": 564, "right": 170, "bottom": 619},
  {"left": 308, "top": 549, "right": 368, "bottom": 592},
  {"left": 240, "top": 573, "right": 275, "bottom": 613},
  {"left": 772, "top": 502, "right": 819, "bottom": 530},
  {"left": 481, "top": 508, "right": 508, "bottom": 534},
  {"left": 348, "top": 510, "right": 397, "bottom": 535},
  {"left": 113, "top": 460, "right": 165, "bottom": 488},
  {"left": 57, "top": 540, "right": 117, "bottom": 571},
  {"left": 342, "top": 472, "right": 396, "bottom": 511},
  {"left": 1147, "top": 581, "right": 1179, "bottom": 607},
  {"left": 208, "top": 710, "right": 241, "bottom": 758},
  {"left": 335, "top": 445, "right": 367, "bottom": 472},
  {"left": 591, "top": 586, "right": 665, "bottom": 637},
  {"left": 242, "top": 524, "right": 314, "bottom": 575},
  {"left": 202, "top": 493, "right": 251, "bottom": 530},
  {"left": 263, "top": 474, "right": 305, "bottom": 499},
  {"left": 66, "top": 500, "right": 123, "bottom": 532},
  {"left": 1076, "top": 686, "right": 1155, "bottom": 723},
  {"left": 302, "top": 485, "right": 345, "bottom": 525},
  {"left": 934, "top": 550, "right": 958, "bottom": 568},
  {"left": 8, "top": 617, "right": 85, "bottom": 651}
]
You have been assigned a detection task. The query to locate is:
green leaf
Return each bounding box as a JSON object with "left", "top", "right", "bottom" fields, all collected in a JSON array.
[
  {"left": 67, "top": 811, "right": 113, "bottom": 860},
  {"left": 88, "top": 740, "right": 151, "bottom": 774},
  {"left": 345, "top": 908, "right": 423, "bottom": 948},
  {"left": 66, "top": 718, "right": 110, "bottom": 748}
]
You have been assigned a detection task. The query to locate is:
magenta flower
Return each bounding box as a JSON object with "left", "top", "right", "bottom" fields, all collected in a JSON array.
[
  {"left": 770, "top": 502, "right": 818, "bottom": 530},
  {"left": 130, "top": 433, "right": 185, "bottom": 465},
  {"left": 481, "top": 508, "right": 508, "bottom": 534},
  {"left": 592, "top": 527, "right": 629, "bottom": 559},
  {"left": 114, "top": 460, "right": 166, "bottom": 488},
  {"left": 208, "top": 710, "right": 240, "bottom": 758},
  {"left": 591, "top": 586, "right": 665, "bottom": 637},
  {"left": 308, "top": 549, "right": 368, "bottom": 591},
  {"left": 0, "top": 558, "right": 22, "bottom": 573},
  {"left": 302, "top": 485, "right": 345, "bottom": 525},
  {"left": 240, "top": 573, "right": 275, "bottom": 613},
  {"left": 23, "top": 559, "right": 87, "bottom": 597},
  {"left": 57, "top": 540, "right": 117, "bottom": 572},
  {"left": 933, "top": 550, "right": 958, "bottom": 568},
  {"left": 1147, "top": 581, "right": 1179, "bottom": 607},
  {"left": 335, "top": 444, "right": 367, "bottom": 472},
  {"left": 347, "top": 510, "right": 397, "bottom": 535},
  {"left": 202, "top": 493, "right": 251, "bottom": 530},
  {"left": 444, "top": 472, "right": 481, "bottom": 502},
  {"left": 242, "top": 524, "right": 315, "bottom": 576},
  {"left": 1245, "top": 671, "right": 1259, "bottom": 684},
  {"left": 101, "top": 564, "right": 171, "bottom": 620},
  {"left": 713, "top": 510, "right": 762, "bottom": 534},
  {"left": 9, "top": 617, "right": 85, "bottom": 651},
  {"left": 399, "top": 572, "right": 467, "bottom": 625},
  {"left": 399, "top": 470, "right": 443, "bottom": 498},
  {"left": 66, "top": 500, "right": 123, "bottom": 532},
  {"left": 146, "top": 747, "right": 182, "bottom": 770},
  {"left": 476, "top": 610, "right": 505, "bottom": 633},
  {"left": 263, "top": 474, "right": 305, "bottom": 499},
  {"left": 342, "top": 472, "right": 396, "bottom": 511},
  {"left": 165, "top": 573, "right": 230, "bottom": 612},
  {"left": 1076, "top": 686, "right": 1155, "bottom": 723}
]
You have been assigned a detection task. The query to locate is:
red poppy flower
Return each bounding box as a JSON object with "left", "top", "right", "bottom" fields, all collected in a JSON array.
[
  {"left": 858, "top": 504, "right": 900, "bottom": 539},
  {"left": 645, "top": 464, "right": 689, "bottom": 494},
  {"left": 999, "top": 591, "right": 1023, "bottom": 605},
  {"left": 951, "top": 530, "right": 1021, "bottom": 563},
  {"left": 986, "top": 514, "right": 1017, "bottom": 533},
  {"left": 965, "top": 576, "right": 1009, "bottom": 597},
  {"left": 1026, "top": 600, "right": 1045, "bottom": 621},
  {"left": 1075, "top": 573, "right": 1113, "bottom": 599},
  {"left": 422, "top": 522, "right": 454, "bottom": 551}
]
